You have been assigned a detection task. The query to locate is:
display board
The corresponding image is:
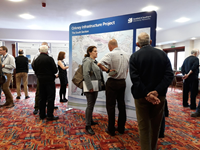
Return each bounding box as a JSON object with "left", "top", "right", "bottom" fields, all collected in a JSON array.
[
  {"left": 69, "top": 11, "right": 157, "bottom": 120},
  {"left": 0, "top": 41, "right": 4, "bottom": 46}
]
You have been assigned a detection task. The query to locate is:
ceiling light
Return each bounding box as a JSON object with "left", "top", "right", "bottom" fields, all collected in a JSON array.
[
  {"left": 156, "top": 27, "right": 162, "bottom": 31},
  {"left": 28, "top": 25, "right": 41, "bottom": 29},
  {"left": 19, "top": 13, "right": 35, "bottom": 19},
  {"left": 175, "top": 17, "right": 190, "bottom": 23},
  {"left": 191, "top": 37, "right": 196, "bottom": 40},
  {"left": 76, "top": 9, "right": 92, "bottom": 16},
  {"left": 8, "top": 0, "right": 23, "bottom": 2},
  {"left": 142, "top": 5, "right": 159, "bottom": 12}
]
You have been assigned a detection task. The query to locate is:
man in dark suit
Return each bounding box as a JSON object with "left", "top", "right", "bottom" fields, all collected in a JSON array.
[
  {"left": 33, "top": 45, "right": 58, "bottom": 121},
  {"left": 15, "top": 49, "right": 30, "bottom": 99},
  {"left": 181, "top": 50, "right": 199, "bottom": 110},
  {"left": 129, "top": 32, "right": 173, "bottom": 150}
]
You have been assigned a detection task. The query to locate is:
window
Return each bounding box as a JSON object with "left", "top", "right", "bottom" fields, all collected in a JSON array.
[{"left": 163, "top": 46, "right": 185, "bottom": 71}]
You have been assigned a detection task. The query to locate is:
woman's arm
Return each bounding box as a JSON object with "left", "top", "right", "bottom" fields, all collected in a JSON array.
[{"left": 58, "top": 60, "right": 69, "bottom": 70}]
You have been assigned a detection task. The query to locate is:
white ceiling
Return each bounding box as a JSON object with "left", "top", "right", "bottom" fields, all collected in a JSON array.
[{"left": 0, "top": 0, "right": 200, "bottom": 44}]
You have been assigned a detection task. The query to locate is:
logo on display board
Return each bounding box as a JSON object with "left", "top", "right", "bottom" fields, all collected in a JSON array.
[{"left": 128, "top": 18, "right": 133, "bottom": 23}]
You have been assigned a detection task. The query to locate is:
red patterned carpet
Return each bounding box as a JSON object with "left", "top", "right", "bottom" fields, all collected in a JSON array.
[{"left": 0, "top": 87, "right": 200, "bottom": 150}]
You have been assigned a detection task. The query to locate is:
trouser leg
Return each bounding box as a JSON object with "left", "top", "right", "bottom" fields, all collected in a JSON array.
[
  {"left": 22, "top": 73, "right": 28, "bottom": 97},
  {"left": 106, "top": 79, "right": 117, "bottom": 134},
  {"left": 85, "top": 92, "right": 98, "bottom": 126},
  {"left": 34, "top": 79, "right": 40, "bottom": 110},
  {"left": 46, "top": 83, "right": 56, "bottom": 118},
  {"left": 190, "top": 79, "right": 198, "bottom": 109},
  {"left": 2, "top": 73, "right": 13, "bottom": 104},
  {"left": 15, "top": 73, "right": 21, "bottom": 97},
  {"left": 183, "top": 79, "right": 189, "bottom": 106},
  {"left": 116, "top": 80, "right": 126, "bottom": 133}
]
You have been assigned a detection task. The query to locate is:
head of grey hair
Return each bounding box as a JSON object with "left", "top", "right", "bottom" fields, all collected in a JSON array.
[
  {"left": 39, "top": 45, "right": 48, "bottom": 53},
  {"left": 191, "top": 50, "right": 198, "bottom": 55},
  {"left": 138, "top": 32, "right": 150, "bottom": 47}
]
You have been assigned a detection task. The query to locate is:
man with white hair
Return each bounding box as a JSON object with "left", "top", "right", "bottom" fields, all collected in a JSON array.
[
  {"left": 181, "top": 49, "right": 199, "bottom": 110},
  {"left": 129, "top": 32, "right": 173, "bottom": 150},
  {"left": 33, "top": 44, "right": 58, "bottom": 121}
]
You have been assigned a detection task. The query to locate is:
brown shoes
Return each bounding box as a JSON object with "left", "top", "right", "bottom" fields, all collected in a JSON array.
[
  {"left": 0, "top": 103, "right": 9, "bottom": 107},
  {"left": 5, "top": 103, "right": 14, "bottom": 108}
]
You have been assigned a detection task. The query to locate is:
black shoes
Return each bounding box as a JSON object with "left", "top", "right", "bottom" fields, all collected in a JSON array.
[
  {"left": 33, "top": 109, "right": 38, "bottom": 115},
  {"left": 16, "top": 96, "right": 20, "bottom": 99},
  {"left": 47, "top": 116, "right": 59, "bottom": 121},
  {"left": 60, "top": 99, "right": 68, "bottom": 103},
  {"left": 91, "top": 121, "right": 98, "bottom": 126},
  {"left": 105, "top": 128, "right": 115, "bottom": 136},
  {"left": 40, "top": 116, "right": 47, "bottom": 120},
  {"left": 159, "top": 134, "right": 165, "bottom": 138},
  {"left": 25, "top": 96, "right": 30, "bottom": 99},
  {"left": 85, "top": 126, "right": 95, "bottom": 135},
  {"left": 54, "top": 106, "right": 58, "bottom": 109},
  {"left": 191, "top": 112, "right": 200, "bottom": 117}
]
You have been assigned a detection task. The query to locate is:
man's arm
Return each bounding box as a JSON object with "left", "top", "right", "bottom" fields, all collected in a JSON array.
[
  {"left": 2, "top": 55, "right": 15, "bottom": 69},
  {"left": 155, "top": 56, "right": 174, "bottom": 95},
  {"left": 129, "top": 54, "right": 149, "bottom": 97}
]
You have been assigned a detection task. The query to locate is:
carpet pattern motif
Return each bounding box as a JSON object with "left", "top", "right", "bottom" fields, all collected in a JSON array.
[{"left": 0, "top": 87, "right": 200, "bottom": 150}]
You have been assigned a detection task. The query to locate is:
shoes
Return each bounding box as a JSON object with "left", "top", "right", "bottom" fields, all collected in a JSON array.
[
  {"left": 91, "top": 121, "right": 98, "bottom": 126},
  {"left": 159, "top": 134, "right": 165, "bottom": 138},
  {"left": 40, "top": 115, "right": 47, "bottom": 120},
  {"left": 6, "top": 103, "right": 15, "bottom": 108},
  {"left": 47, "top": 116, "right": 59, "bottom": 121},
  {"left": 105, "top": 128, "right": 115, "bottom": 136},
  {"left": 190, "top": 107, "right": 196, "bottom": 110},
  {"left": 16, "top": 96, "right": 20, "bottom": 99},
  {"left": 115, "top": 127, "right": 124, "bottom": 134},
  {"left": 60, "top": 99, "right": 68, "bottom": 103},
  {"left": 25, "top": 96, "right": 30, "bottom": 99},
  {"left": 0, "top": 103, "right": 9, "bottom": 107},
  {"left": 85, "top": 126, "right": 95, "bottom": 135},
  {"left": 54, "top": 106, "right": 58, "bottom": 109},
  {"left": 191, "top": 112, "right": 200, "bottom": 117},
  {"left": 33, "top": 109, "right": 39, "bottom": 115}
]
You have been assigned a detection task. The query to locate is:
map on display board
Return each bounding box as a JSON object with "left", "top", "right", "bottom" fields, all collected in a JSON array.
[
  {"left": 69, "top": 11, "right": 157, "bottom": 120},
  {"left": 71, "top": 30, "right": 133, "bottom": 100}
]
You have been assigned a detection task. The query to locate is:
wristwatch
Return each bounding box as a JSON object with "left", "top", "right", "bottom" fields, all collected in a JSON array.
[{"left": 106, "top": 69, "right": 110, "bottom": 73}]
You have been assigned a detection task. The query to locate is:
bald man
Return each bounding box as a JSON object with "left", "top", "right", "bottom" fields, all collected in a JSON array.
[
  {"left": 98, "top": 39, "right": 130, "bottom": 136},
  {"left": 129, "top": 32, "right": 173, "bottom": 150},
  {"left": 15, "top": 49, "right": 29, "bottom": 99}
]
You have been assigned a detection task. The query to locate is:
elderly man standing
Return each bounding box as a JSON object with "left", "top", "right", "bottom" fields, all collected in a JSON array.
[
  {"left": 181, "top": 50, "right": 199, "bottom": 110},
  {"left": 33, "top": 45, "right": 58, "bottom": 120},
  {"left": 15, "top": 49, "right": 30, "bottom": 99},
  {"left": 0, "top": 46, "right": 15, "bottom": 108},
  {"left": 129, "top": 32, "right": 173, "bottom": 150},
  {"left": 98, "top": 39, "right": 130, "bottom": 136}
]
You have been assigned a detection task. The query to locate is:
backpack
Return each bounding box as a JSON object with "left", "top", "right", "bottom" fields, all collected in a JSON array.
[{"left": 72, "top": 64, "right": 84, "bottom": 89}]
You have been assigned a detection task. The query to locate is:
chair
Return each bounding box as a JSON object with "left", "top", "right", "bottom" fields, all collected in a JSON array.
[{"left": 174, "top": 71, "right": 183, "bottom": 90}]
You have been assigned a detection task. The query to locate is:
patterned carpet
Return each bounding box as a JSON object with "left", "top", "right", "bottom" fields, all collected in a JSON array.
[{"left": 0, "top": 87, "right": 200, "bottom": 150}]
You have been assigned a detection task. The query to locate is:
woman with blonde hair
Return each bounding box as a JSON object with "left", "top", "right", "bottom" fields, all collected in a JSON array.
[{"left": 57, "top": 51, "right": 69, "bottom": 102}]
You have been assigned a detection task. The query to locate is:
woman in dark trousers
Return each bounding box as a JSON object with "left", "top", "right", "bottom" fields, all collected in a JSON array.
[
  {"left": 83, "top": 46, "right": 105, "bottom": 135},
  {"left": 57, "top": 51, "right": 69, "bottom": 102}
]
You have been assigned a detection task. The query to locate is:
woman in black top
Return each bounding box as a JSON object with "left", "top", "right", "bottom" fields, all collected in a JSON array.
[{"left": 57, "top": 51, "right": 69, "bottom": 102}]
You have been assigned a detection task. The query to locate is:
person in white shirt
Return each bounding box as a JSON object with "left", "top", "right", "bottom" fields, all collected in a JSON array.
[
  {"left": 98, "top": 39, "right": 130, "bottom": 136},
  {"left": 0, "top": 46, "right": 15, "bottom": 108}
]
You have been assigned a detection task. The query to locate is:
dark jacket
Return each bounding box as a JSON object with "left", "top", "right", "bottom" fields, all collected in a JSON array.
[
  {"left": 129, "top": 45, "right": 174, "bottom": 99},
  {"left": 15, "top": 55, "right": 29, "bottom": 73},
  {"left": 33, "top": 53, "right": 57, "bottom": 84},
  {"left": 181, "top": 55, "right": 199, "bottom": 80}
]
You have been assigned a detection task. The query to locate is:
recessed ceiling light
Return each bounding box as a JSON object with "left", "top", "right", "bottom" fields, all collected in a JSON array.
[
  {"left": 142, "top": 5, "right": 159, "bottom": 12},
  {"left": 8, "top": 0, "right": 23, "bottom": 2},
  {"left": 28, "top": 25, "right": 41, "bottom": 29},
  {"left": 175, "top": 17, "right": 190, "bottom": 23},
  {"left": 19, "top": 13, "right": 35, "bottom": 19},
  {"left": 76, "top": 9, "right": 92, "bottom": 16},
  {"left": 191, "top": 37, "right": 196, "bottom": 40},
  {"left": 156, "top": 27, "right": 162, "bottom": 31}
]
